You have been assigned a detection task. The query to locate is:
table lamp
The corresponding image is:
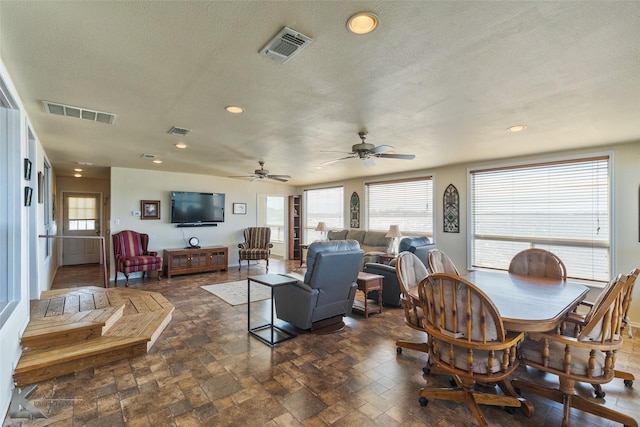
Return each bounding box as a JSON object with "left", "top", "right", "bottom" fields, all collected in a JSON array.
[
  {"left": 315, "top": 221, "right": 328, "bottom": 241},
  {"left": 386, "top": 224, "right": 402, "bottom": 255}
]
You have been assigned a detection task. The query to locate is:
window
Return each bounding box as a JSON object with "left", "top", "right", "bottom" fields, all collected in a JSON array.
[
  {"left": 67, "top": 195, "right": 98, "bottom": 231},
  {"left": 365, "top": 177, "right": 434, "bottom": 236},
  {"left": 304, "top": 186, "right": 344, "bottom": 243},
  {"left": 469, "top": 155, "right": 610, "bottom": 282},
  {"left": 264, "top": 196, "right": 285, "bottom": 242}
]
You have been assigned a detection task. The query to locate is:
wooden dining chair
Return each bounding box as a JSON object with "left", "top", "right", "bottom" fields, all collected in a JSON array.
[
  {"left": 416, "top": 273, "right": 529, "bottom": 426},
  {"left": 564, "top": 268, "right": 639, "bottom": 396},
  {"left": 427, "top": 249, "right": 460, "bottom": 275},
  {"left": 394, "top": 252, "right": 430, "bottom": 365},
  {"left": 508, "top": 248, "right": 567, "bottom": 280},
  {"left": 513, "top": 274, "right": 637, "bottom": 427}
]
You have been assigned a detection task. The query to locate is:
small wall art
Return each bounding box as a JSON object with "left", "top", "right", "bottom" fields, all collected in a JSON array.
[
  {"left": 233, "top": 203, "right": 247, "bottom": 215},
  {"left": 443, "top": 183, "right": 459, "bottom": 233},
  {"left": 24, "top": 186, "right": 33, "bottom": 206},
  {"left": 141, "top": 200, "right": 160, "bottom": 220},
  {"left": 24, "top": 159, "right": 32, "bottom": 180},
  {"left": 350, "top": 191, "right": 360, "bottom": 228},
  {"left": 37, "top": 171, "right": 44, "bottom": 203}
]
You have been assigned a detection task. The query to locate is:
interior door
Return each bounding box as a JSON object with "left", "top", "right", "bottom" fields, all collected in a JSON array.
[{"left": 62, "top": 192, "right": 101, "bottom": 265}]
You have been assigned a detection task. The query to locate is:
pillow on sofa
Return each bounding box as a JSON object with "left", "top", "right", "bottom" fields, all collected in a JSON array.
[
  {"left": 327, "top": 229, "right": 348, "bottom": 240},
  {"left": 346, "top": 229, "right": 366, "bottom": 243}
]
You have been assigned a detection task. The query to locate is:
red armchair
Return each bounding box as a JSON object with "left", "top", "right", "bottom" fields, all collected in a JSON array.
[{"left": 112, "top": 230, "right": 162, "bottom": 286}]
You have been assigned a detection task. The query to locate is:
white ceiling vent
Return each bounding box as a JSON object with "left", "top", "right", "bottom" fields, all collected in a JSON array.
[
  {"left": 42, "top": 101, "right": 116, "bottom": 124},
  {"left": 260, "top": 27, "right": 313, "bottom": 63},
  {"left": 141, "top": 153, "right": 158, "bottom": 160},
  {"left": 168, "top": 126, "right": 191, "bottom": 136}
]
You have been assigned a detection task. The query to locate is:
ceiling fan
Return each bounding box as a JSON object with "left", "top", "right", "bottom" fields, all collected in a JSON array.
[
  {"left": 322, "top": 132, "right": 416, "bottom": 167},
  {"left": 229, "top": 161, "right": 291, "bottom": 182}
]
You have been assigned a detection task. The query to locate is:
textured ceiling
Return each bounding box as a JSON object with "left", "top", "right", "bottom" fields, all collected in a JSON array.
[{"left": 1, "top": 1, "right": 639, "bottom": 185}]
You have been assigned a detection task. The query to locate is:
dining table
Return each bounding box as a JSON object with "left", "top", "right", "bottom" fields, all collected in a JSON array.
[{"left": 462, "top": 269, "right": 590, "bottom": 333}]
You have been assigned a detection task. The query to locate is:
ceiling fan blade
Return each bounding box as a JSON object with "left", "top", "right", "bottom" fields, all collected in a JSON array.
[
  {"left": 268, "top": 176, "right": 289, "bottom": 182},
  {"left": 268, "top": 174, "right": 291, "bottom": 179},
  {"left": 371, "top": 144, "right": 395, "bottom": 154},
  {"left": 228, "top": 174, "right": 259, "bottom": 179},
  {"left": 362, "top": 157, "right": 376, "bottom": 167},
  {"left": 320, "top": 155, "right": 357, "bottom": 166},
  {"left": 377, "top": 153, "right": 416, "bottom": 160}
]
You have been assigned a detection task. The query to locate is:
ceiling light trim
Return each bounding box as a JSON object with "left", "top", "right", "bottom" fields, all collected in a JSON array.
[{"left": 347, "top": 12, "right": 379, "bottom": 35}]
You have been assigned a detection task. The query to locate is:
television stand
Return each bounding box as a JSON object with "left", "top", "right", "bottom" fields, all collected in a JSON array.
[{"left": 163, "top": 246, "right": 228, "bottom": 278}]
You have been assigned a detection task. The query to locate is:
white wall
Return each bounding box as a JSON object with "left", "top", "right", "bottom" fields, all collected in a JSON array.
[
  {"left": 0, "top": 58, "right": 34, "bottom": 422},
  {"left": 110, "top": 167, "right": 295, "bottom": 278}
]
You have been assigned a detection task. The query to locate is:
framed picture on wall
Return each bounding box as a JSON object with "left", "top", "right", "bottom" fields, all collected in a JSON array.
[
  {"left": 24, "top": 159, "right": 32, "bottom": 180},
  {"left": 141, "top": 200, "right": 160, "bottom": 220},
  {"left": 233, "top": 203, "right": 246, "bottom": 214}
]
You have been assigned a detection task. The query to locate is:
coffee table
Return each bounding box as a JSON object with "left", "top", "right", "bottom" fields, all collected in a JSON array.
[{"left": 247, "top": 274, "right": 298, "bottom": 346}]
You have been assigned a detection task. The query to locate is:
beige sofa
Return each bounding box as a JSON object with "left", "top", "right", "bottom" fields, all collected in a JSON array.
[{"left": 327, "top": 229, "right": 392, "bottom": 265}]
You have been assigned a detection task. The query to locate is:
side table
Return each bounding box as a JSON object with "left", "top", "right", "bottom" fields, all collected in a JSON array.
[
  {"left": 352, "top": 272, "right": 384, "bottom": 317},
  {"left": 247, "top": 274, "right": 298, "bottom": 346},
  {"left": 378, "top": 253, "right": 396, "bottom": 265}
]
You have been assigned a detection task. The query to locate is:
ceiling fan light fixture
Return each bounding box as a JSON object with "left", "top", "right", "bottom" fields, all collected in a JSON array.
[
  {"left": 347, "top": 12, "right": 379, "bottom": 35},
  {"left": 225, "top": 105, "right": 244, "bottom": 114},
  {"left": 508, "top": 125, "right": 527, "bottom": 132}
]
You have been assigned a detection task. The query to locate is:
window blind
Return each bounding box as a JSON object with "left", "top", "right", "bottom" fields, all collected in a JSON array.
[
  {"left": 304, "top": 186, "right": 344, "bottom": 242},
  {"left": 470, "top": 156, "right": 610, "bottom": 282},
  {"left": 365, "top": 177, "right": 433, "bottom": 236}
]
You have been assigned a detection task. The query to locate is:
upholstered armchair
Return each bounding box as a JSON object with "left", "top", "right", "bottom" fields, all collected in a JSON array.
[
  {"left": 418, "top": 273, "right": 527, "bottom": 425},
  {"left": 508, "top": 248, "right": 567, "bottom": 280},
  {"left": 238, "top": 227, "right": 273, "bottom": 271},
  {"left": 273, "top": 240, "right": 363, "bottom": 332},
  {"left": 112, "top": 230, "right": 162, "bottom": 287},
  {"left": 513, "top": 273, "right": 635, "bottom": 427}
]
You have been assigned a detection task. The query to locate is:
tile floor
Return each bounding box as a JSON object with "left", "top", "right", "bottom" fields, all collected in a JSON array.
[{"left": 3, "top": 259, "right": 639, "bottom": 426}]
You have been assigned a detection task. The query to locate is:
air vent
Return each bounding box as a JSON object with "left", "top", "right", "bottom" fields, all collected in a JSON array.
[
  {"left": 168, "top": 126, "right": 191, "bottom": 136},
  {"left": 42, "top": 101, "right": 116, "bottom": 124},
  {"left": 141, "top": 154, "right": 158, "bottom": 160},
  {"left": 259, "top": 27, "right": 313, "bottom": 63}
]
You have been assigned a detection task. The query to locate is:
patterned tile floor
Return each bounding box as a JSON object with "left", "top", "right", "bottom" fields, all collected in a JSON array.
[{"left": 4, "top": 260, "right": 639, "bottom": 426}]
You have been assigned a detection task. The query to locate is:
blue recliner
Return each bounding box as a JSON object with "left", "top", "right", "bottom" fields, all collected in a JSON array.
[{"left": 274, "top": 240, "right": 364, "bottom": 331}]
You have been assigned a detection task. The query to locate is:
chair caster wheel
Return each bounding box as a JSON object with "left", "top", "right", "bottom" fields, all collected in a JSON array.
[
  {"left": 504, "top": 407, "right": 516, "bottom": 414},
  {"left": 624, "top": 379, "right": 633, "bottom": 387},
  {"left": 419, "top": 397, "right": 428, "bottom": 407},
  {"left": 449, "top": 377, "right": 456, "bottom": 387},
  {"left": 594, "top": 390, "right": 606, "bottom": 399},
  {"left": 397, "top": 347, "right": 402, "bottom": 354}
]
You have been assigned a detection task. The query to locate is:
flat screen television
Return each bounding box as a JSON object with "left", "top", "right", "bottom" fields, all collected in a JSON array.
[{"left": 170, "top": 191, "right": 225, "bottom": 225}]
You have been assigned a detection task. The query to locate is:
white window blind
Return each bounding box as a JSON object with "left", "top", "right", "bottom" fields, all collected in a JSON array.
[
  {"left": 365, "top": 177, "right": 433, "bottom": 236},
  {"left": 470, "top": 156, "right": 610, "bottom": 282},
  {"left": 304, "top": 186, "right": 344, "bottom": 243}
]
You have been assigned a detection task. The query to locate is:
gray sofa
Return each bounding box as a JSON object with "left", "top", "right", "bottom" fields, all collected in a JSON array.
[
  {"left": 327, "top": 229, "right": 392, "bottom": 265},
  {"left": 274, "top": 240, "right": 364, "bottom": 331},
  {"left": 363, "top": 236, "right": 435, "bottom": 307}
]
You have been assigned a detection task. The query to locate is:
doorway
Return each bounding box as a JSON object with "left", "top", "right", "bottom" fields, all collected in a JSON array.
[{"left": 62, "top": 192, "right": 102, "bottom": 265}]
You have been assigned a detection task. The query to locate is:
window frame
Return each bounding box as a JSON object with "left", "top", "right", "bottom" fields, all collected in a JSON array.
[{"left": 467, "top": 153, "right": 612, "bottom": 283}]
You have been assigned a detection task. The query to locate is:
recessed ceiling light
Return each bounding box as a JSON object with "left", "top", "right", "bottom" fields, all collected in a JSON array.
[
  {"left": 74, "top": 168, "right": 83, "bottom": 172},
  {"left": 225, "top": 105, "right": 244, "bottom": 114},
  {"left": 507, "top": 125, "right": 527, "bottom": 132},
  {"left": 175, "top": 142, "right": 187, "bottom": 149},
  {"left": 76, "top": 161, "right": 94, "bottom": 166},
  {"left": 153, "top": 159, "right": 163, "bottom": 164},
  {"left": 347, "top": 12, "right": 379, "bottom": 35},
  {"left": 74, "top": 173, "right": 82, "bottom": 178}
]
